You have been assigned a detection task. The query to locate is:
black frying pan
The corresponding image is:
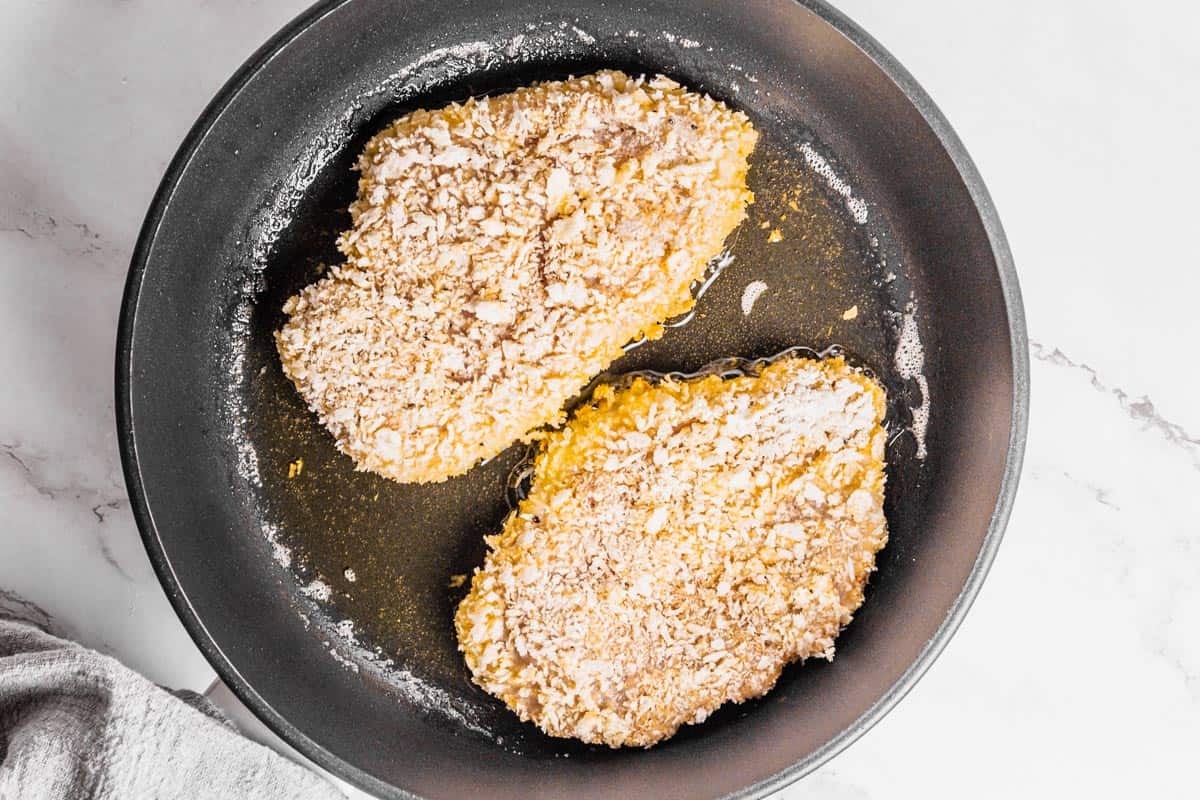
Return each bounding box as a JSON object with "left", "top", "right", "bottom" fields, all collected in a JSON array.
[{"left": 117, "top": 1, "right": 1028, "bottom": 797}]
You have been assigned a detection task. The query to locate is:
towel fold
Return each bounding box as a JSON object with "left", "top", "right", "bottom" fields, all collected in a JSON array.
[{"left": 0, "top": 616, "right": 340, "bottom": 799}]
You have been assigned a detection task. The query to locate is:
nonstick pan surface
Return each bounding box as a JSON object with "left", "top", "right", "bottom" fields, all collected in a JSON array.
[{"left": 117, "top": 1, "right": 1028, "bottom": 797}]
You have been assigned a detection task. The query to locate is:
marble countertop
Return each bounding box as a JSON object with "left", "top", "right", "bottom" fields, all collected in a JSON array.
[{"left": 2, "top": 1, "right": 1197, "bottom": 797}]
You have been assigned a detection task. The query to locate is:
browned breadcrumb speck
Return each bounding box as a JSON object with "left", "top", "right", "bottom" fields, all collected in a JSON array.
[
  {"left": 455, "top": 356, "right": 888, "bottom": 747},
  {"left": 275, "top": 71, "right": 758, "bottom": 483}
]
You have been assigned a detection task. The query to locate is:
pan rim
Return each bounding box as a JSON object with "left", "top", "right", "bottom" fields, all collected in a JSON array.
[{"left": 115, "top": 1, "right": 1029, "bottom": 798}]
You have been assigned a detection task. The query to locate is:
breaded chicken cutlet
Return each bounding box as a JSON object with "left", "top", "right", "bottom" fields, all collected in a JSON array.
[
  {"left": 455, "top": 356, "right": 888, "bottom": 747},
  {"left": 275, "top": 71, "right": 757, "bottom": 483}
]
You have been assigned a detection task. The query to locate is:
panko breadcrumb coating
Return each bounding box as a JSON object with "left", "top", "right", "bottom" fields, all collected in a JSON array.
[
  {"left": 455, "top": 356, "right": 888, "bottom": 747},
  {"left": 275, "top": 71, "right": 757, "bottom": 483}
]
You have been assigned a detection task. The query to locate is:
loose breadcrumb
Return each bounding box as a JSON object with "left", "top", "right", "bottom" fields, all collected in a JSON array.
[
  {"left": 740, "top": 280, "right": 768, "bottom": 316},
  {"left": 455, "top": 356, "right": 888, "bottom": 747},
  {"left": 276, "top": 71, "right": 757, "bottom": 483}
]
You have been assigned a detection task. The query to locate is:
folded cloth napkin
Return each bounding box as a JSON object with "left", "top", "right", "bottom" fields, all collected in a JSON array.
[{"left": 0, "top": 616, "right": 340, "bottom": 799}]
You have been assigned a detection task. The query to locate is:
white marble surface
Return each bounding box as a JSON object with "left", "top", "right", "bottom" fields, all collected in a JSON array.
[{"left": 1, "top": 1, "right": 1197, "bottom": 797}]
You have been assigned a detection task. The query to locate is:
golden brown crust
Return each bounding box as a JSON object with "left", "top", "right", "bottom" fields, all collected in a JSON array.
[
  {"left": 455, "top": 356, "right": 888, "bottom": 747},
  {"left": 275, "top": 71, "right": 757, "bottom": 483}
]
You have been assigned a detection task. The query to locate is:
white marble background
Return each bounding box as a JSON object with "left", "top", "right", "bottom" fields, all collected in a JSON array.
[{"left": 1, "top": 1, "right": 1197, "bottom": 798}]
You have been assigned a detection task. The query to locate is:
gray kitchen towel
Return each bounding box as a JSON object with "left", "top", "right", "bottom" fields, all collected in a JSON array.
[{"left": 0, "top": 616, "right": 341, "bottom": 799}]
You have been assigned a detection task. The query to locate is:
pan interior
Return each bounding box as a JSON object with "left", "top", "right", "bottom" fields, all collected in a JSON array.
[
  {"left": 239, "top": 60, "right": 920, "bottom": 758},
  {"left": 124, "top": 1, "right": 1017, "bottom": 797}
]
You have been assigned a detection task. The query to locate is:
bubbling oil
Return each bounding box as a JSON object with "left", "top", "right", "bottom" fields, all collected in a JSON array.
[{"left": 622, "top": 248, "right": 739, "bottom": 353}]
